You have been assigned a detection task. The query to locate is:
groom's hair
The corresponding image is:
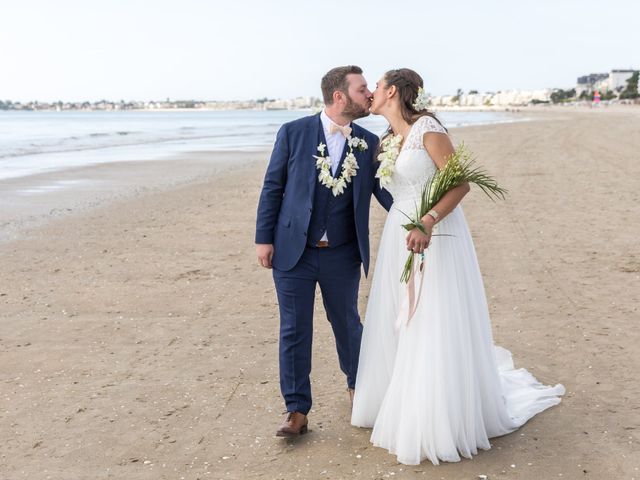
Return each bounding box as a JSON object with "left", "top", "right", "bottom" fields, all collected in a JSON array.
[{"left": 321, "top": 65, "right": 363, "bottom": 105}]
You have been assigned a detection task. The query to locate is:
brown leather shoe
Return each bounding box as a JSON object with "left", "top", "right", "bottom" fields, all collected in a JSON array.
[
  {"left": 276, "top": 411, "right": 308, "bottom": 437},
  {"left": 348, "top": 388, "right": 355, "bottom": 408}
]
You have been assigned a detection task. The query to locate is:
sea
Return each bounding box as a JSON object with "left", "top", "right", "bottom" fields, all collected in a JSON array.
[{"left": 0, "top": 109, "right": 521, "bottom": 181}]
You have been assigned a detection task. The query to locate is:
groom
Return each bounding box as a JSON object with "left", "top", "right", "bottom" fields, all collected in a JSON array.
[{"left": 255, "top": 65, "right": 393, "bottom": 437}]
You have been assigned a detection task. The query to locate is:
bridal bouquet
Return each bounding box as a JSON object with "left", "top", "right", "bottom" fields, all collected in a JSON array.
[{"left": 400, "top": 143, "right": 507, "bottom": 283}]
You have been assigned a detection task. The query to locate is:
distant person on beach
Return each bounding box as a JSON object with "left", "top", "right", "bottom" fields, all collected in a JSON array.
[{"left": 255, "top": 66, "right": 393, "bottom": 437}]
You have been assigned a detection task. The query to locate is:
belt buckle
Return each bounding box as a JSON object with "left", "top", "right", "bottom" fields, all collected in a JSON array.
[{"left": 316, "top": 240, "right": 330, "bottom": 248}]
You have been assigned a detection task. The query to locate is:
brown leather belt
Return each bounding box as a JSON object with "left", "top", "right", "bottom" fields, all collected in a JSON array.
[{"left": 316, "top": 240, "right": 330, "bottom": 248}]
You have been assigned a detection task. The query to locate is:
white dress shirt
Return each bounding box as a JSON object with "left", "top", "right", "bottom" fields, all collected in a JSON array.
[
  {"left": 318, "top": 110, "right": 351, "bottom": 242},
  {"left": 320, "top": 109, "right": 349, "bottom": 176}
]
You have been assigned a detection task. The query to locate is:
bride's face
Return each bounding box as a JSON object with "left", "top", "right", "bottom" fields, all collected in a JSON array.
[{"left": 370, "top": 76, "right": 393, "bottom": 115}]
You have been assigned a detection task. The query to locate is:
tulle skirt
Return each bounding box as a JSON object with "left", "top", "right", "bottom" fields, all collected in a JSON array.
[{"left": 351, "top": 203, "right": 565, "bottom": 466}]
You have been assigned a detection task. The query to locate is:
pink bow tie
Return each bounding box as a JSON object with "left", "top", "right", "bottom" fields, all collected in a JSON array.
[{"left": 329, "top": 122, "right": 352, "bottom": 138}]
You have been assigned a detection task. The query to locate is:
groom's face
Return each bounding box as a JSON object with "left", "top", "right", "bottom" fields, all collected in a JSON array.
[{"left": 341, "top": 74, "right": 372, "bottom": 120}]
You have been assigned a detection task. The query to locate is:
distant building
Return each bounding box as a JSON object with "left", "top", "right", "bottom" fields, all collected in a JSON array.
[
  {"left": 430, "top": 89, "right": 552, "bottom": 107},
  {"left": 609, "top": 69, "right": 637, "bottom": 91},
  {"left": 576, "top": 69, "right": 638, "bottom": 95},
  {"left": 262, "top": 96, "right": 321, "bottom": 110},
  {"left": 576, "top": 73, "right": 608, "bottom": 96}
]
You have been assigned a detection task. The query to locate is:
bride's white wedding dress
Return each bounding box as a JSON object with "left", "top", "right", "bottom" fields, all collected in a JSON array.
[{"left": 351, "top": 116, "right": 565, "bottom": 466}]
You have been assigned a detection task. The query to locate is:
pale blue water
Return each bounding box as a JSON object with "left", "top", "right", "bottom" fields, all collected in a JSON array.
[{"left": 0, "top": 110, "right": 520, "bottom": 181}]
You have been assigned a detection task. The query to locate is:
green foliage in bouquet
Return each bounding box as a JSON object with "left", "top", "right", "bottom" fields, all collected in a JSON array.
[{"left": 400, "top": 143, "right": 508, "bottom": 283}]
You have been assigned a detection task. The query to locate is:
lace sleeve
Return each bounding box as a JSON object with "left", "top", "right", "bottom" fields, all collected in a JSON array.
[
  {"left": 405, "top": 115, "right": 447, "bottom": 149},
  {"left": 418, "top": 115, "right": 447, "bottom": 135}
]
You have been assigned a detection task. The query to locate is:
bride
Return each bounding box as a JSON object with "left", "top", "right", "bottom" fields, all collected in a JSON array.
[{"left": 351, "top": 68, "right": 565, "bottom": 465}]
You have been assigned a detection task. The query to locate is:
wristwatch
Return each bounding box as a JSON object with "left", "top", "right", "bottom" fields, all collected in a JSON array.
[{"left": 426, "top": 209, "right": 439, "bottom": 223}]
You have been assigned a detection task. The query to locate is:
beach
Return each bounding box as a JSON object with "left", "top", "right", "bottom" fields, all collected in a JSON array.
[{"left": 1, "top": 107, "right": 639, "bottom": 479}]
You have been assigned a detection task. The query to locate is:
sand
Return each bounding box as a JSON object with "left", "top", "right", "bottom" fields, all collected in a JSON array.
[{"left": 0, "top": 107, "right": 639, "bottom": 479}]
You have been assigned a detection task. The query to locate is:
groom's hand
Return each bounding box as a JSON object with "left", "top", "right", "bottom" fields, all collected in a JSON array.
[{"left": 256, "top": 244, "right": 274, "bottom": 269}]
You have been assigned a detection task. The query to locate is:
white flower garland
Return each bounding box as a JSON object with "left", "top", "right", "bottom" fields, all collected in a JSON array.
[
  {"left": 375, "top": 133, "right": 403, "bottom": 189},
  {"left": 412, "top": 87, "right": 430, "bottom": 111},
  {"left": 314, "top": 136, "right": 368, "bottom": 196}
]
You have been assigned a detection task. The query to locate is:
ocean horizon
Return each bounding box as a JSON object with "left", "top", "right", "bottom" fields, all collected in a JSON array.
[{"left": 0, "top": 109, "right": 524, "bottom": 181}]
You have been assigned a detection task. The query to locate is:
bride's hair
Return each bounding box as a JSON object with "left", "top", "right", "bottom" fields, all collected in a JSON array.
[{"left": 380, "top": 68, "right": 446, "bottom": 146}]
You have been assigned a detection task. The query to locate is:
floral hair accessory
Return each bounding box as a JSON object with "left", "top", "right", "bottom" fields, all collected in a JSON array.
[{"left": 412, "top": 87, "right": 430, "bottom": 111}]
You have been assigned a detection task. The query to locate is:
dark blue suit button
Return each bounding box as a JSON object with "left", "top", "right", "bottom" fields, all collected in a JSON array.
[{"left": 303, "top": 232, "right": 307, "bottom": 236}]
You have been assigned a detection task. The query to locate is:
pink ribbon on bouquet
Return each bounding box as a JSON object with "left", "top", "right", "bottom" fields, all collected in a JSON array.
[
  {"left": 406, "top": 254, "right": 426, "bottom": 323},
  {"left": 395, "top": 253, "right": 426, "bottom": 330}
]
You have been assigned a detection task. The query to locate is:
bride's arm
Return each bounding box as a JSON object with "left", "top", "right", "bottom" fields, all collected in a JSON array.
[
  {"left": 420, "top": 132, "right": 470, "bottom": 229},
  {"left": 405, "top": 132, "right": 470, "bottom": 253}
]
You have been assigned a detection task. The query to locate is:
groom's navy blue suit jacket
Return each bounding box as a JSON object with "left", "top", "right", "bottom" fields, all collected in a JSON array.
[{"left": 255, "top": 113, "right": 393, "bottom": 275}]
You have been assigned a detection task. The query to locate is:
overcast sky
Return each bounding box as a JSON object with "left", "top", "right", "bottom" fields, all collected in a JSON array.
[{"left": 1, "top": 0, "right": 638, "bottom": 102}]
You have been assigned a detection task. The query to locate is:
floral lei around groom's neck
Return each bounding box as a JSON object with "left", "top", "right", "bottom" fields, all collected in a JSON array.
[{"left": 314, "top": 134, "right": 368, "bottom": 196}]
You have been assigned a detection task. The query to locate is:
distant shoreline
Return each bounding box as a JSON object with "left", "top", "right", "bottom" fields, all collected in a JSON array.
[{"left": 2, "top": 102, "right": 638, "bottom": 114}]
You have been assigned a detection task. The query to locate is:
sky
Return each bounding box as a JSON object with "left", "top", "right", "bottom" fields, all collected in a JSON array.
[{"left": 1, "top": 0, "right": 638, "bottom": 102}]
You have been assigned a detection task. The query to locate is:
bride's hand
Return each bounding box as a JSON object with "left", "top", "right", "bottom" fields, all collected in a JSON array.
[
  {"left": 406, "top": 215, "right": 436, "bottom": 253},
  {"left": 406, "top": 226, "right": 432, "bottom": 253}
]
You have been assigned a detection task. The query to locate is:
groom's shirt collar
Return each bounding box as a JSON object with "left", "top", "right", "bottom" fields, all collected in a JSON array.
[
  {"left": 320, "top": 110, "right": 348, "bottom": 176},
  {"left": 320, "top": 109, "right": 352, "bottom": 133}
]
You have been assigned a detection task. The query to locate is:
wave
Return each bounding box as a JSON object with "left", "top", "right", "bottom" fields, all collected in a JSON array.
[{"left": 0, "top": 129, "right": 277, "bottom": 160}]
